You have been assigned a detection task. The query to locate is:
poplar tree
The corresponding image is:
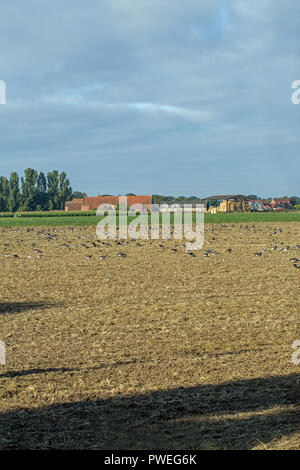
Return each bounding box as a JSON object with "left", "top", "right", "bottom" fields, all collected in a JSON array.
[
  {"left": 21, "top": 168, "right": 38, "bottom": 211},
  {"left": 47, "top": 170, "right": 59, "bottom": 210},
  {"left": 36, "top": 171, "right": 48, "bottom": 210},
  {"left": 8, "top": 172, "right": 21, "bottom": 212},
  {"left": 0, "top": 176, "right": 10, "bottom": 212},
  {"left": 58, "top": 171, "right": 73, "bottom": 209}
]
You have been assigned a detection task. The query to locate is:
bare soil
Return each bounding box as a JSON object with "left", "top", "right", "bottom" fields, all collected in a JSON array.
[{"left": 0, "top": 223, "right": 299, "bottom": 449}]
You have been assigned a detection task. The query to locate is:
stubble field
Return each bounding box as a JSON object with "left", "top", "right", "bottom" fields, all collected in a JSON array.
[{"left": 0, "top": 222, "right": 299, "bottom": 449}]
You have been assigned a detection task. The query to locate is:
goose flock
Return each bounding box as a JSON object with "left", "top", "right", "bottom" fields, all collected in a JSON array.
[{"left": 0, "top": 223, "right": 299, "bottom": 273}]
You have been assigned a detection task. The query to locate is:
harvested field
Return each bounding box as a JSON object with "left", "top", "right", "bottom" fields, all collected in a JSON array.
[{"left": 0, "top": 223, "right": 299, "bottom": 449}]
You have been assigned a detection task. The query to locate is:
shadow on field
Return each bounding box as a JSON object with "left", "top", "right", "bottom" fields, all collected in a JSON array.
[
  {"left": 0, "top": 301, "right": 61, "bottom": 315},
  {"left": 0, "top": 373, "right": 299, "bottom": 449},
  {"left": 0, "top": 361, "right": 143, "bottom": 379},
  {"left": 0, "top": 367, "right": 76, "bottom": 378}
]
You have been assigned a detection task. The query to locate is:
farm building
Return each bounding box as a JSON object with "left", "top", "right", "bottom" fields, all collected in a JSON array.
[
  {"left": 65, "top": 195, "right": 153, "bottom": 212},
  {"left": 203, "top": 195, "right": 251, "bottom": 213}
]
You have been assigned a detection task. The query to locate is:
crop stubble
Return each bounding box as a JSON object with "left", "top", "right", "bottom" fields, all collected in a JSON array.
[{"left": 0, "top": 222, "right": 299, "bottom": 449}]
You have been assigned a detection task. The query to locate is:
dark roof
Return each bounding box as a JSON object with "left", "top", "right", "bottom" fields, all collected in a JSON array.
[{"left": 203, "top": 194, "right": 250, "bottom": 201}]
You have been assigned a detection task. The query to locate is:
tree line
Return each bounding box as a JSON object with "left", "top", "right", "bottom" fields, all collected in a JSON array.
[{"left": 0, "top": 169, "right": 73, "bottom": 212}]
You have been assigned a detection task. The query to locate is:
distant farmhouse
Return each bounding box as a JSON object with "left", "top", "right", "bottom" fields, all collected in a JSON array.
[
  {"left": 204, "top": 195, "right": 251, "bottom": 213},
  {"left": 270, "top": 198, "right": 290, "bottom": 210},
  {"left": 65, "top": 194, "right": 153, "bottom": 212},
  {"left": 204, "top": 195, "right": 291, "bottom": 213}
]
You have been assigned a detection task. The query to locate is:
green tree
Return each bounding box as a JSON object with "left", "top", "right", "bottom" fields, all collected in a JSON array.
[
  {"left": 36, "top": 171, "right": 48, "bottom": 210},
  {"left": 72, "top": 191, "right": 84, "bottom": 199},
  {"left": 152, "top": 195, "right": 164, "bottom": 205},
  {"left": 0, "top": 176, "right": 10, "bottom": 212},
  {"left": 58, "top": 171, "right": 72, "bottom": 209},
  {"left": 8, "top": 172, "right": 21, "bottom": 212},
  {"left": 47, "top": 170, "right": 59, "bottom": 210},
  {"left": 290, "top": 197, "right": 300, "bottom": 206},
  {"left": 21, "top": 168, "right": 38, "bottom": 211}
]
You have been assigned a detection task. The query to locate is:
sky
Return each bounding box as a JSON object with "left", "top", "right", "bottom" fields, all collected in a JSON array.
[{"left": 0, "top": 0, "right": 299, "bottom": 198}]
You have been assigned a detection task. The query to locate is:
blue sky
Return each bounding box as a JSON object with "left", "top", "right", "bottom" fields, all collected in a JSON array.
[{"left": 0, "top": 0, "right": 299, "bottom": 197}]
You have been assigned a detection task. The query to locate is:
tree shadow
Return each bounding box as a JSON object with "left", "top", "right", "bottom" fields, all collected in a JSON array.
[
  {"left": 0, "top": 361, "right": 144, "bottom": 379},
  {"left": 0, "top": 373, "right": 299, "bottom": 449},
  {"left": 0, "top": 302, "right": 62, "bottom": 315},
  {"left": 0, "top": 367, "right": 76, "bottom": 378}
]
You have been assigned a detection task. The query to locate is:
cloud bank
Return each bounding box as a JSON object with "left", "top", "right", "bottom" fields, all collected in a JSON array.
[{"left": 0, "top": 0, "right": 299, "bottom": 196}]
